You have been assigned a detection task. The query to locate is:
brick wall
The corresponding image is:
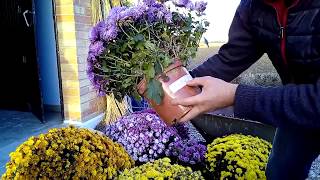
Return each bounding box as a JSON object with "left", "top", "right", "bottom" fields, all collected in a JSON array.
[{"left": 55, "top": 0, "right": 106, "bottom": 122}]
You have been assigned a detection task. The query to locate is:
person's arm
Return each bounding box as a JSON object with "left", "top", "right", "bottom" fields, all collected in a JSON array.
[
  {"left": 191, "top": 0, "right": 264, "bottom": 82},
  {"left": 235, "top": 80, "right": 320, "bottom": 128},
  {"left": 172, "top": 77, "right": 320, "bottom": 129}
]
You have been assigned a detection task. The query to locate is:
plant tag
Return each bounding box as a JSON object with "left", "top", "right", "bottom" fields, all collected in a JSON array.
[{"left": 169, "top": 74, "right": 193, "bottom": 94}]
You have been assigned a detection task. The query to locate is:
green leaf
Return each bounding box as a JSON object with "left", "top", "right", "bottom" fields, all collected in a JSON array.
[
  {"left": 133, "top": 34, "right": 144, "bottom": 42},
  {"left": 145, "top": 63, "right": 155, "bottom": 79},
  {"left": 123, "top": 78, "right": 132, "bottom": 88},
  {"left": 163, "top": 55, "right": 172, "bottom": 68},
  {"left": 161, "top": 32, "right": 170, "bottom": 41},
  {"left": 132, "top": 91, "right": 142, "bottom": 102},
  {"left": 121, "top": 42, "right": 128, "bottom": 52},
  {"left": 136, "top": 42, "right": 145, "bottom": 50},
  {"left": 145, "top": 41, "right": 156, "bottom": 51},
  {"left": 154, "top": 61, "right": 163, "bottom": 75},
  {"left": 146, "top": 79, "right": 163, "bottom": 105}
]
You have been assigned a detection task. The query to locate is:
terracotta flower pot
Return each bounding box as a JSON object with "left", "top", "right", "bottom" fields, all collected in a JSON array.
[{"left": 137, "top": 60, "right": 201, "bottom": 126}]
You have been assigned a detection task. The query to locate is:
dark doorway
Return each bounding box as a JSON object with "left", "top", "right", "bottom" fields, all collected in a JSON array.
[{"left": 0, "top": 0, "right": 44, "bottom": 121}]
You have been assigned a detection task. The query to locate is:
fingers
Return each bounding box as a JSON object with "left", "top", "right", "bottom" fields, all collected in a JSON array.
[
  {"left": 171, "top": 95, "right": 201, "bottom": 106},
  {"left": 186, "top": 76, "right": 211, "bottom": 87},
  {"left": 178, "top": 107, "right": 201, "bottom": 123}
]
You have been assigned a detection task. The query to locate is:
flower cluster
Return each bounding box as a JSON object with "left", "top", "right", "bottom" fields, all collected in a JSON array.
[
  {"left": 2, "top": 126, "right": 134, "bottom": 179},
  {"left": 206, "top": 134, "right": 272, "bottom": 179},
  {"left": 168, "top": 139, "right": 206, "bottom": 165},
  {"left": 87, "top": 0, "right": 208, "bottom": 102},
  {"left": 116, "top": 158, "right": 204, "bottom": 179},
  {"left": 105, "top": 112, "right": 206, "bottom": 165},
  {"left": 105, "top": 112, "right": 180, "bottom": 163},
  {"left": 172, "top": 0, "right": 207, "bottom": 13}
]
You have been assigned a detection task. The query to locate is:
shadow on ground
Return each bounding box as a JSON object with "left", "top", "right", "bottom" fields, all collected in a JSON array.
[{"left": 0, "top": 110, "right": 64, "bottom": 175}]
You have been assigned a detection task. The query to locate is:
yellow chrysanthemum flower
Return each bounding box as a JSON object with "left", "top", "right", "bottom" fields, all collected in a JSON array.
[
  {"left": 117, "top": 158, "right": 204, "bottom": 179},
  {"left": 2, "top": 126, "right": 134, "bottom": 179},
  {"left": 206, "top": 134, "right": 272, "bottom": 180}
]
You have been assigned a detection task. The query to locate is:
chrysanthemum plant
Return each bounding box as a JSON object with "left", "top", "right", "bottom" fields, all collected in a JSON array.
[{"left": 88, "top": 0, "right": 208, "bottom": 103}]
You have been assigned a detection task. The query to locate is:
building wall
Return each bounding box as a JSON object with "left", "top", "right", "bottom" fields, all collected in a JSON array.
[
  {"left": 54, "top": 0, "right": 105, "bottom": 122},
  {"left": 73, "top": 0, "right": 106, "bottom": 121}
]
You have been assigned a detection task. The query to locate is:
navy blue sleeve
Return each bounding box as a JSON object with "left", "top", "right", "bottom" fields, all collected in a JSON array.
[
  {"left": 235, "top": 80, "right": 320, "bottom": 128},
  {"left": 191, "top": 0, "right": 264, "bottom": 82}
]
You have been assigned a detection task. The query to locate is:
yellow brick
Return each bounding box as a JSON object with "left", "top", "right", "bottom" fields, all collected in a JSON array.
[
  {"left": 57, "top": 22, "right": 76, "bottom": 32},
  {"left": 60, "top": 55, "right": 78, "bottom": 64},
  {"left": 55, "top": 0, "right": 73, "bottom": 6},
  {"left": 63, "top": 88, "right": 80, "bottom": 96},
  {"left": 58, "top": 38, "right": 77, "bottom": 47},
  {"left": 57, "top": 15, "right": 75, "bottom": 22},
  {"left": 61, "top": 64, "right": 78, "bottom": 72},
  {"left": 64, "top": 103, "right": 81, "bottom": 113},
  {"left": 64, "top": 111, "right": 81, "bottom": 121},
  {"left": 64, "top": 96, "right": 81, "bottom": 104},
  {"left": 60, "top": 47, "right": 78, "bottom": 63},
  {"left": 61, "top": 47, "right": 77, "bottom": 55},
  {"left": 62, "top": 80, "right": 80, "bottom": 89},
  {"left": 61, "top": 71, "right": 79, "bottom": 80},
  {"left": 56, "top": 5, "right": 74, "bottom": 15},
  {"left": 58, "top": 31, "right": 76, "bottom": 40}
]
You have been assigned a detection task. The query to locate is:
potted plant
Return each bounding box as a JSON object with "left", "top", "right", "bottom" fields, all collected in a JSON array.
[
  {"left": 2, "top": 127, "right": 134, "bottom": 179},
  {"left": 87, "top": 0, "right": 209, "bottom": 125}
]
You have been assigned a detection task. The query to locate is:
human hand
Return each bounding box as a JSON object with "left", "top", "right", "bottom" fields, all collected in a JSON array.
[{"left": 171, "top": 76, "right": 238, "bottom": 123}]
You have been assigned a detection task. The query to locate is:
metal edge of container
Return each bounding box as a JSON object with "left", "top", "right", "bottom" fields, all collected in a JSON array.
[{"left": 191, "top": 113, "right": 276, "bottom": 143}]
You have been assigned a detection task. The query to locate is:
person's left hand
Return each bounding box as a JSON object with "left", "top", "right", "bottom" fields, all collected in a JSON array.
[{"left": 171, "top": 76, "right": 238, "bottom": 123}]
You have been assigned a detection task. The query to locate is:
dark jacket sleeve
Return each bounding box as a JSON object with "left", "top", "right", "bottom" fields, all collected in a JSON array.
[
  {"left": 191, "top": 0, "right": 264, "bottom": 82},
  {"left": 235, "top": 80, "right": 320, "bottom": 128}
]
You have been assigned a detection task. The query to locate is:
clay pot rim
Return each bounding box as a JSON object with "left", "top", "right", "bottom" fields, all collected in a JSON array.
[{"left": 136, "top": 60, "right": 183, "bottom": 95}]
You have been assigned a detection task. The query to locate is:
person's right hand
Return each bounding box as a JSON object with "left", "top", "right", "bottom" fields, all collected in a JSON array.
[{"left": 171, "top": 76, "right": 238, "bottom": 123}]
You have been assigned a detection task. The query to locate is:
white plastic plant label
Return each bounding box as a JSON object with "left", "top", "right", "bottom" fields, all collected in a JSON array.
[{"left": 169, "top": 74, "right": 193, "bottom": 94}]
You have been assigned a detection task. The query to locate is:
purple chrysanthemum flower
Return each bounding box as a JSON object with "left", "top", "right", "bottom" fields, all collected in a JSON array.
[
  {"left": 105, "top": 6, "right": 127, "bottom": 27},
  {"left": 172, "top": 0, "right": 190, "bottom": 7},
  {"left": 105, "top": 112, "right": 207, "bottom": 165},
  {"left": 86, "top": 69, "right": 108, "bottom": 96},
  {"left": 87, "top": 52, "right": 97, "bottom": 63},
  {"left": 100, "top": 25, "right": 118, "bottom": 41},
  {"left": 168, "top": 139, "right": 207, "bottom": 164},
  {"left": 118, "top": 5, "right": 147, "bottom": 21},
  {"left": 164, "top": 12, "right": 173, "bottom": 23},
  {"left": 131, "top": 5, "right": 148, "bottom": 19},
  {"left": 89, "top": 27, "right": 99, "bottom": 42},
  {"left": 173, "top": 123, "right": 189, "bottom": 139},
  {"left": 89, "top": 21, "right": 105, "bottom": 42},
  {"left": 143, "top": 0, "right": 156, "bottom": 6},
  {"left": 145, "top": 3, "right": 172, "bottom": 23},
  {"left": 109, "top": 6, "right": 127, "bottom": 18},
  {"left": 194, "top": 1, "right": 207, "bottom": 13},
  {"left": 105, "top": 112, "right": 180, "bottom": 164},
  {"left": 89, "top": 41, "right": 105, "bottom": 57},
  {"left": 186, "top": 2, "right": 195, "bottom": 11}
]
